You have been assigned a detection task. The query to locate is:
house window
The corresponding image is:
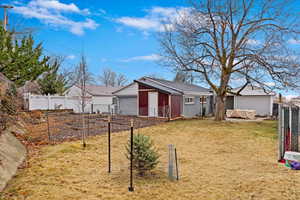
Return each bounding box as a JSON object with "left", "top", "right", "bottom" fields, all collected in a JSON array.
[
  {"left": 184, "top": 97, "right": 195, "bottom": 104},
  {"left": 200, "top": 96, "right": 207, "bottom": 104}
]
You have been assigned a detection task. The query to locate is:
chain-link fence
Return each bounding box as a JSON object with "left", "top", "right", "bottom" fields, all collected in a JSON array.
[
  {"left": 0, "top": 114, "right": 6, "bottom": 135},
  {"left": 278, "top": 105, "right": 300, "bottom": 161}
]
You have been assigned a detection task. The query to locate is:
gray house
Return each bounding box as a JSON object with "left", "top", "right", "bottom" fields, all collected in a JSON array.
[
  {"left": 112, "top": 82, "right": 138, "bottom": 116},
  {"left": 113, "top": 77, "right": 214, "bottom": 118}
]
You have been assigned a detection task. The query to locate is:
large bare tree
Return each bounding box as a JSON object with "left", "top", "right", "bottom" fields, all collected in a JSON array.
[{"left": 159, "top": 0, "right": 300, "bottom": 120}]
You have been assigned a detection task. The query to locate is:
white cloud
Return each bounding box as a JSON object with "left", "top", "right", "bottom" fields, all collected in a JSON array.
[
  {"left": 115, "top": 6, "right": 191, "bottom": 32},
  {"left": 98, "top": 9, "right": 106, "bottom": 15},
  {"left": 285, "top": 94, "right": 298, "bottom": 100},
  {"left": 246, "top": 39, "right": 261, "bottom": 46},
  {"left": 264, "top": 82, "right": 275, "bottom": 87},
  {"left": 121, "top": 54, "right": 161, "bottom": 62},
  {"left": 100, "top": 58, "right": 107, "bottom": 62},
  {"left": 13, "top": 0, "right": 98, "bottom": 35},
  {"left": 288, "top": 38, "right": 300, "bottom": 45},
  {"left": 31, "top": 0, "right": 82, "bottom": 13},
  {"left": 66, "top": 54, "right": 75, "bottom": 60},
  {"left": 116, "top": 17, "right": 160, "bottom": 31}
]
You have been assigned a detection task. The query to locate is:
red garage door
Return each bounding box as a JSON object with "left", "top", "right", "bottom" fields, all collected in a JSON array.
[{"left": 171, "top": 95, "right": 182, "bottom": 118}]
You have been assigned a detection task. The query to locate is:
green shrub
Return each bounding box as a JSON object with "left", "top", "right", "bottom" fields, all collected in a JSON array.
[{"left": 126, "top": 134, "right": 160, "bottom": 176}]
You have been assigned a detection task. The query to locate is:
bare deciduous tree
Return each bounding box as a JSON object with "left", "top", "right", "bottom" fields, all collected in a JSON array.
[
  {"left": 173, "top": 71, "right": 195, "bottom": 84},
  {"left": 98, "top": 68, "right": 128, "bottom": 87},
  {"left": 159, "top": 0, "right": 300, "bottom": 120},
  {"left": 116, "top": 74, "right": 128, "bottom": 87},
  {"left": 79, "top": 55, "right": 89, "bottom": 113}
]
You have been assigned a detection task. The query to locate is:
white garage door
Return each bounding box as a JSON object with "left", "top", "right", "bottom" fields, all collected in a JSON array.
[
  {"left": 119, "top": 96, "right": 137, "bottom": 116},
  {"left": 235, "top": 96, "right": 272, "bottom": 116}
]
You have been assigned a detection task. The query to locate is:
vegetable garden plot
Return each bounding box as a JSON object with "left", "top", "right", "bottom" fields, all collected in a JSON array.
[{"left": 46, "top": 113, "right": 167, "bottom": 143}]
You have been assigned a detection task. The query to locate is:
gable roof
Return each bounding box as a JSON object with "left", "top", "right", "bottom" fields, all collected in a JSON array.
[
  {"left": 112, "top": 82, "right": 136, "bottom": 95},
  {"left": 74, "top": 85, "right": 120, "bottom": 96},
  {"left": 134, "top": 77, "right": 212, "bottom": 95},
  {"left": 231, "top": 85, "right": 276, "bottom": 96}
]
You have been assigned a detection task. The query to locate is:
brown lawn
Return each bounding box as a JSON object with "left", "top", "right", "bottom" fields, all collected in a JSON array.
[{"left": 1, "top": 119, "right": 300, "bottom": 200}]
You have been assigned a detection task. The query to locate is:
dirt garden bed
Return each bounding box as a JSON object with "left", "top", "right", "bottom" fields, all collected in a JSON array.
[{"left": 21, "top": 112, "right": 167, "bottom": 144}]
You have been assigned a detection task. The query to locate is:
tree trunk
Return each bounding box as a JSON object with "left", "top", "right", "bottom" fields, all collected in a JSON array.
[{"left": 214, "top": 95, "right": 226, "bottom": 121}]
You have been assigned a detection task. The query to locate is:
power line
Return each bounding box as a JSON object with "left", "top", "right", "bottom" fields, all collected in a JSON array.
[{"left": 0, "top": 5, "right": 13, "bottom": 31}]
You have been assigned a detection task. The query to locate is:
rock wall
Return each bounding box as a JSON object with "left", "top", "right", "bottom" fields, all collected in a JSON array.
[{"left": 0, "top": 129, "right": 27, "bottom": 191}]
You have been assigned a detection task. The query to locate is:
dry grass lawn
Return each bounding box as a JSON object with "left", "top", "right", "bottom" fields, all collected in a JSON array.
[{"left": 1, "top": 119, "right": 300, "bottom": 200}]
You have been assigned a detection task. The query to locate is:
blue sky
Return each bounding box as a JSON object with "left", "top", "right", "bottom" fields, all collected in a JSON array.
[
  {"left": 1, "top": 0, "right": 300, "bottom": 98},
  {"left": 1, "top": 0, "right": 189, "bottom": 82}
]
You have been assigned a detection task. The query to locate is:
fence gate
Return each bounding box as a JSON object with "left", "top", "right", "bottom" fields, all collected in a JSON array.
[{"left": 278, "top": 105, "right": 300, "bottom": 161}]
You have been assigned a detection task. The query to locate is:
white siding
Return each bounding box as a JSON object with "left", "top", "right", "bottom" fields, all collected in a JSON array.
[
  {"left": 28, "top": 95, "right": 85, "bottom": 113},
  {"left": 92, "top": 96, "right": 113, "bottom": 105},
  {"left": 234, "top": 95, "right": 272, "bottom": 116},
  {"left": 114, "top": 83, "right": 138, "bottom": 96},
  {"left": 27, "top": 94, "right": 114, "bottom": 113}
]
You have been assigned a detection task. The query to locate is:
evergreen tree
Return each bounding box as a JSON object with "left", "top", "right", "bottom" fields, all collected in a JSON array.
[
  {"left": 0, "top": 24, "right": 49, "bottom": 87},
  {"left": 126, "top": 134, "right": 160, "bottom": 176},
  {"left": 38, "top": 58, "right": 68, "bottom": 95}
]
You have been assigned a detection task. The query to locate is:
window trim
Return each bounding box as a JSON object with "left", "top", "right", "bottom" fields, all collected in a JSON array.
[
  {"left": 184, "top": 96, "right": 195, "bottom": 104},
  {"left": 200, "top": 96, "right": 207, "bottom": 104}
]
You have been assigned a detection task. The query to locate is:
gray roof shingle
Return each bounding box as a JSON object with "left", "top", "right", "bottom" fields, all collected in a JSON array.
[{"left": 135, "top": 77, "right": 211, "bottom": 95}]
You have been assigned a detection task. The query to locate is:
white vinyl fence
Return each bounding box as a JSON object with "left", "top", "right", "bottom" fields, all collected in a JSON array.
[{"left": 27, "top": 94, "right": 115, "bottom": 113}]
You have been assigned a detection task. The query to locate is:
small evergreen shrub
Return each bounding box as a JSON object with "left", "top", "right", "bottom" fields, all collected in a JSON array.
[{"left": 126, "top": 134, "right": 160, "bottom": 176}]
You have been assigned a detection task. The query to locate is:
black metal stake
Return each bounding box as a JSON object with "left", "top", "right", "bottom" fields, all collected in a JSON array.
[
  {"left": 175, "top": 148, "right": 179, "bottom": 181},
  {"left": 87, "top": 114, "right": 89, "bottom": 137},
  {"left": 108, "top": 116, "right": 111, "bottom": 173},
  {"left": 128, "top": 119, "right": 134, "bottom": 192},
  {"left": 82, "top": 113, "right": 86, "bottom": 148},
  {"left": 46, "top": 112, "right": 51, "bottom": 142}
]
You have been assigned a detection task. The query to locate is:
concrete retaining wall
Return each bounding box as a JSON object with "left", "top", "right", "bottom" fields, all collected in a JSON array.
[{"left": 0, "top": 129, "right": 27, "bottom": 191}]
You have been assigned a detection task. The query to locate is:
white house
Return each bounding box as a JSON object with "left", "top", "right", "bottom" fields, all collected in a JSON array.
[
  {"left": 64, "top": 85, "right": 120, "bottom": 113},
  {"left": 226, "top": 86, "right": 276, "bottom": 116}
]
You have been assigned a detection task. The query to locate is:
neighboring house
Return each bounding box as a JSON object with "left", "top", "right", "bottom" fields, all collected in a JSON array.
[
  {"left": 64, "top": 85, "right": 120, "bottom": 113},
  {"left": 114, "top": 77, "right": 213, "bottom": 119},
  {"left": 112, "top": 82, "right": 138, "bottom": 115},
  {"left": 226, "top": 86, "right": 276, "bottom": 116}
]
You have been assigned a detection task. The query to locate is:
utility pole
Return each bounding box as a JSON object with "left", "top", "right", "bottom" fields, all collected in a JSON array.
[{"left": 0, "top": 5, "right": 13, "bottom": 31}]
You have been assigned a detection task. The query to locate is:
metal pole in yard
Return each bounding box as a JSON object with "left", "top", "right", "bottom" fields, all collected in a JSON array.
[
  {"left": 128, "top": 119, "right": 134, "bottom": 192},
  {"left": 108, "top": 115, "right": 111, "bottom": 173},
  {"left": 175, "top": 148, "right": 179, "bottom": 181},
  {"left": 278, "top": 103, "right": 282, "bottom": 161},
  {"left": 46, "top": 112, "right": 51, "bottom": 141},
  {"left": 82, "top": 113, "right": 86, "bottom": 148},
  {"left": 168, "top": 144, "right": 175, "bottom": 180},
  {"left": 202, "top": 96, "right": 204, "bottom": 118},
  {"left": 87, "top": 113, "right": 90, "bottom": 137}
]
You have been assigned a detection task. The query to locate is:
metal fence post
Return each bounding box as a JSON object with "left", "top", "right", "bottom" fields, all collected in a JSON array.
[
  {"left": 291, "top": 107, "right": 299, "bottom": 151},
  {"left": 175, "top": 148, "right": 179, "bottom": 181},
  {"left": 108, "top": 115, "right": 111, "bottom": 173},
  {"left": 128, "top": 119, "right": 134, "bottom": 192},
  {"left": 46, "top": 112, "right": 51, "bottom": 142},
  {"left": 87, "top": 113, "right": 90, "bottom": 137},
  {"left": 168, "top": 144, "right": 175, "bottom": 180},
  {"left": 82, "top": 113, "right": 86, "bottom": 148}
]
